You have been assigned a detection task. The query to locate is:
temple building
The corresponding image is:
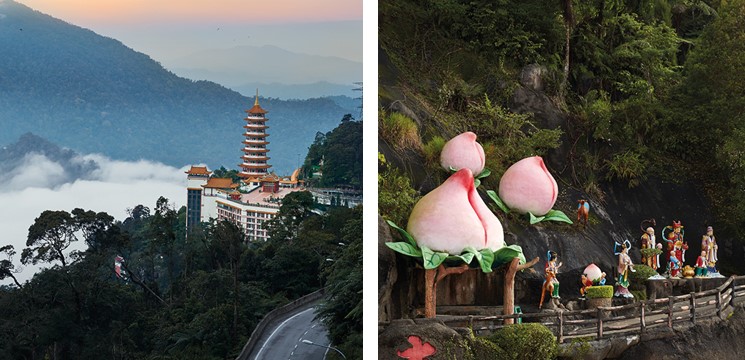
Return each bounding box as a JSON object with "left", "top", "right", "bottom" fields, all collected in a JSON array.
[
  {"left": 239, "top": 90, "right": 271, "bottom": 178},
  {"left": 185, "top": 91, "right": 305, "bottom": 241}
]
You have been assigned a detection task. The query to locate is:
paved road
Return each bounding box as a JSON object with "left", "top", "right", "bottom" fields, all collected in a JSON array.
[{"left": 250, "top": 302, "right": 333, "bottom": 360}]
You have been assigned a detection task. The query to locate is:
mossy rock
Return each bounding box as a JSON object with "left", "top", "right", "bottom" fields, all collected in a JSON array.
[
  {"left": 586, "top": 285, "right": 614, "bottom": 299},
  {"left": 481, "top": 323, "right": 557, "bottom": 360}
]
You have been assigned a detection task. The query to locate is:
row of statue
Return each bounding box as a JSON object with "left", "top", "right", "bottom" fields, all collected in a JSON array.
[
  {"left": 540, "top": 221, "right": 722, "bottom": 306},
  {"left": 640, "top": 220, "right": 720, "bottom": 278}
]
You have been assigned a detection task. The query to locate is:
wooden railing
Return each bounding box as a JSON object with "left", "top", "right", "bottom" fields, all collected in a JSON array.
[{"left": 441, "top": 275, "right": 745, "bottom": 343}]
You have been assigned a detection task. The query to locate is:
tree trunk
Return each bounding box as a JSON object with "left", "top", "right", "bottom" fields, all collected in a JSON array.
[
  {"left": 503, "top": 257, "right": 539, "bottom": 324},
  {"left": 560, "top": 0, "right": 575, "bottom": 100},
  {"left": 423, "top": 264, "right": 469, "bottom": 318}
]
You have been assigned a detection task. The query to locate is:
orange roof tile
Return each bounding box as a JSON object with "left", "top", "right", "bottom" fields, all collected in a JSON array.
[
  {"left": 185, "top": 166, "right": 211, "bottom": 175},
  {"left": 202, "top": 177, "right": 238, "bottom": 189},
  {"left": 246, "top": 104, "right": 268, "bottom": 114}
]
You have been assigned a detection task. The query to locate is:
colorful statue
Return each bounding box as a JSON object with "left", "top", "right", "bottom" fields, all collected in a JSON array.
[
  {"left": 662, "top": 221, "right": 687, "bottom": 271},
  {"left": 702, "top": 226, "right": 718, "bottom": 273},
  {"left": 695, "top": 250, "right": 709, "bottom": 277},
  {"left": 669, "top": 250, "right": 682, "bottom": 278},
  {"left": 577, "top": 200, "right": 590, "bottom": 226},
  {"left": 580, "top": 263, "right": 606, "bottom": 298},
  {"left": 640, "top": 226, "right": 658, "bottom": 269},
  {"left": 539, "top": 251, "right": 562, "bottom": 309},
  {"left": 614, "top": 240, "right": 635, "bottom": 298}
]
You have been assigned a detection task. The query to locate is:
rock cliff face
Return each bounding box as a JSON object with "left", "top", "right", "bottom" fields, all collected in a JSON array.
[
  {"left": 618, "top": 304, "right": 745, "bottom": 360},
  {"left": 378, "top": 63, "right": 745, "bottom": 317}
]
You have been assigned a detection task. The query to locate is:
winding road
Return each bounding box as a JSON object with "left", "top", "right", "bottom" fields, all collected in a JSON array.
[{"left": 249, "top": 302, "right": 333, "bottom": 360}]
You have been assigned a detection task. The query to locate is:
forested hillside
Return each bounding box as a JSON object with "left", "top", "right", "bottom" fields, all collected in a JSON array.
[
  {"left": 0, "top": 0, "right": 355, "bottom": 174},
  {"left": 303, "top": 115, "right": 364, "bottom": 188},
  {"left": 0, "top": 194, "right": 362, "bottom": 359},
  {"left": 379, "top": 0, "right": 745, "bottom": 274}
]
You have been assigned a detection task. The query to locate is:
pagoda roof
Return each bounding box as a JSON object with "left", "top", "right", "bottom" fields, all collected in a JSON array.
[
  {"left": 240, "top": 164, "right": 272, "bottom": 169},
  {"left": 185, "top": 165, "right": 211, "bottom": 176},
  {"left": 202, "top": 177, "right": 239, "bottom": 189},
  {"left": 246, "top": 104, "right": 268, "bottom": 114},
  {"left": 260, "top": 173, "right": 281, "bottom": 182},
  {"left": 243, "top": 148, "right": 270, "bottom": 153},
  {"left": 241, "top": 155, "right": 270, "bottom": 161},
  {"left": 242, "top": 140, "right": 269, "bottom": 146},
  {"left": 243, "top": 132, "right": 269, "bottom": 138}
]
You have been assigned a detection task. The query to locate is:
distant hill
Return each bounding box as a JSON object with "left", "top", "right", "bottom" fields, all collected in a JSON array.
[
  {"left": 0, "top": 0, "right": 356, "bottom": 174},
  {"left": 232, "top": 81, "right": 359, "bottom": 100},
  {"left": 0, "top": 132, "right": 99, "bottom": 191},
  {"left": 167, "top": 45, "right": 361, "bottom": 89}
]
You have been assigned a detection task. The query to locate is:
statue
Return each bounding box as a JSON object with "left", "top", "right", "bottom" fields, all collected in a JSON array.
[
  {"left": 577, "top": 200, "right": 590, "bottom": 227},
  {"left": 580, "top": 274, "right": 593, "bottom": 298},
  {"left": 702, "top": 226, "right": 718, "bottom": 273},
  {"left": 579, "top": 263, "right": 606, "bottom": 298},
  {"left": 695, "top": 250, "right": 709, "bottom": 277},
  {"left": 539, "top": 250, "right": 562, "bottom": 309},
  {"left": 614, "top": 240, "right": 635, "bottom": 298},
  {"left": 662, "top": 221, "right": 687, "bottom": 272},
  {"left": 669, "top": 250, "right": 682, "bottom": 278},
  {"left": 640, "top": 226, "right": 658, "bottom": 269}
]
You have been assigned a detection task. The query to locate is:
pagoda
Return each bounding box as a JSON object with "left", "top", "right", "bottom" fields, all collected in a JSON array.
[{"left": 239, "top": 90, "right": 272, "bottom": 178}]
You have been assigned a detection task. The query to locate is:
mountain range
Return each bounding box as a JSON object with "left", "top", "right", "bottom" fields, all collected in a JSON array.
[
  {"left": 0, "top": 0, "right": 357, "bottom": 174},
  {"left": 167, "top": 45, "right": 361, "bottom": 98}
]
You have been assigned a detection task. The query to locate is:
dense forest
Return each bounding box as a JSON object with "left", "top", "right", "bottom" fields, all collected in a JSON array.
[
  {"left": 0, "top": 194, "right": 361, "bottom": 359},
  {"left": 0, "top": 0, "right": 356, "bottom": 174},
  {"left": 379, "top": 0, "right": 745, "bottom": 244},
  {"left": 303, "top": 115, "right": 364, "bottom": 189}
]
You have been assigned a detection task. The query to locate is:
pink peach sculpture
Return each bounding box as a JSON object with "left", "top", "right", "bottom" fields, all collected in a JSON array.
[
  {"left": 440, "top": 132, "right": 485, "bottom": 175},
  {"left": 407, "top": 168, "right": 504, "bottom": 255},
  {"left": 498, "top": 156, "right": 558, "bottom": 216}
]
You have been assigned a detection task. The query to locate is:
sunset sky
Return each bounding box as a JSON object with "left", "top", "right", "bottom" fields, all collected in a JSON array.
[{"left": 14, "top": 0, "right": 363, "bottom": 63}]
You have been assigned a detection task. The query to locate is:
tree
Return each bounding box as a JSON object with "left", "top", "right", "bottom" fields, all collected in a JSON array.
[
  {"left": 0, "top": 245, "right": 22, "bottom": 288},
  {"left": 265, "top": 191, "right": 315, "bottom": 243},
  {"left": 321, "top": 119, "right": 363, "bottom": 188},
  {"left": 22, "top": 210, "right": 78, "bottom": 267},
  {"left": 318, "top": 206, "right": 362, "bottom": 360}
]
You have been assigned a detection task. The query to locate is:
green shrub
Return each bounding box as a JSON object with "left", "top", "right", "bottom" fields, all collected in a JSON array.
[
  {"left": 481, "top": 323, "right": 557, "bottom": 360},
  {"left": 380, "top": 112, "right": 421, "bottom": 151},
  {"left": 378, "top": 153, "right": 420, "bottom": 226},
  {"left": 630, "top": 264, "right": 658, "bottom": 283},
  {"left": 469, "top": 336, "right": 507, "bottom": 359},
  {"left": 585, "top": 285, "right": 614, "bottom": 299},
  {"left": 630, "top": 289, "right": 647, "bottom": 300},
  {"left": 639, "top": 248, "right": 662, "bottom": 259},
  {"left": 422, "top": 136, "right": 446, "bottom": 167}
]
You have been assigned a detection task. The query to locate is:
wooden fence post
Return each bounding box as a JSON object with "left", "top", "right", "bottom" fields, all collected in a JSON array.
[
  {"left": 597, "top": 308, "right": 603, "bottom": 339},
  {"left": 668, "top": 296, "right": 674, "bottom": 329},
  {"left": 730, "top": 277, "right": 737, "bottom": 308},
  {"left": 640, "top": 302, "right": 646, "bottom": 334},
  {"left": 558, "top": 310, "right": 564, "bottom": 344},
  {"left": 690, "top": 292, "right": 696, "bottom": 324}
]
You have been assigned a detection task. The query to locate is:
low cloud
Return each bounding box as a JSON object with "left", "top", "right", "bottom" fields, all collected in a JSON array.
[{"left": 0, "top": 152, "right": 187, "bottom": 285}]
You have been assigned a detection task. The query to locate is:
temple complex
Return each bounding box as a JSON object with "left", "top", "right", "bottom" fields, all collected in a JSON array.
[{"left": 185, "top": 91, "right": 304, "bottom": 241}]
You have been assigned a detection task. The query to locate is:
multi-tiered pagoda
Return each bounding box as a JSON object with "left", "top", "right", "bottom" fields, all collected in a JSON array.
[{"left": 239, "top": 90, "right": 271, "bottom": 178}]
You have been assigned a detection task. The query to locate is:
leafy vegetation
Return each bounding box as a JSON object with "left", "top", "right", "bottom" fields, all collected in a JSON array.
[
  {"left": 380, "top": 0, "right": 745, "bottom": 240},
  {"left": 302, "top": 116, "right": 363, "bottom": 188},
  {"left": 585, "top": 285, "right": 614, "bottom": 299},
  {"left": 0, "top": 192, "right": 361, "bottom": 359},
  {"left": 481, "top": 323, "right": 557, "bottom": 360}
]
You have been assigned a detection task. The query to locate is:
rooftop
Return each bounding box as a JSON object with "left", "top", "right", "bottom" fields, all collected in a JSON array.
[
  {"left": 239, "top": 186, "right": 305, "bottom": 205},
  {"left": 203, "top": 177, "right": 239, "bottom": 189},
  {"left": 186, "top": 165, "right": 211, "bottom": 176}
]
